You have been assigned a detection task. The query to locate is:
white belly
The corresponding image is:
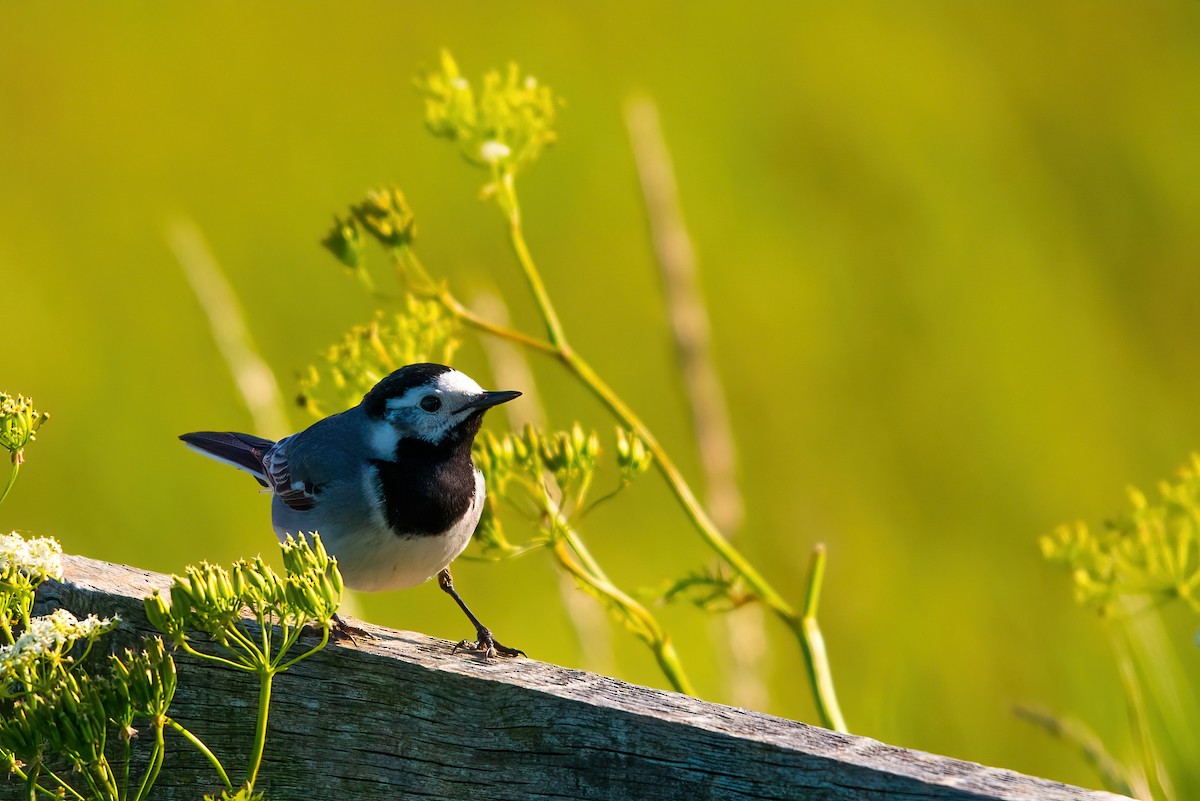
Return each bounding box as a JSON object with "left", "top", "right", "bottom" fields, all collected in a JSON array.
[{"left": 275, "top": 471, "right": 484, "bottom": 592}]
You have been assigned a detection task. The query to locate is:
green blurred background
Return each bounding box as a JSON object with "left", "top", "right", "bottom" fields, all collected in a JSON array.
[{"left": 3, "top": 1, "right": 1199, "bottom": 791}]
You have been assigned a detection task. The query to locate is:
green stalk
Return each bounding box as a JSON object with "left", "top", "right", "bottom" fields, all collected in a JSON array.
[
  {"left": 244, "top": 669, "right": 274, "bottom": 791},
  {"left": 39, "top": 768, "right": 85, "bottom": 801},
  {"left": 0, "top": 461, "right": 19, "bottom": 506},
  {"left": 179, "top": 640, "right": 254, "bottom": 672},
  {"left": 500, "top": 176, "right": 567, "bottom": 348},
  {"left": 396, "top": 167, "right": 846, "bottom": 730},
  {"left": 792, "top": 545, "right": 846, "bottom": 732},
  {"left": 276, "top": 626, "right": 329, "bottom": 671},
  {"left": 1, "top": 595, "right": 15, "bottom": 645},
  {"left": 121, "top": 737, "right": 131, "bottom": 801},
  {"left": 551, "top": 537, "right": 695, "bottom": 695},
  {"left": 132, "top": 723, "right": 166, "bottom": 801},
  {"left": 498, "top": 173, "right": 791, "bottom": 614},
  {"left": 168, "top": 719, "right": 233, "bottom": 792},
  {"left": 498, "top": 178, "right": 849, "bottom": 729}
]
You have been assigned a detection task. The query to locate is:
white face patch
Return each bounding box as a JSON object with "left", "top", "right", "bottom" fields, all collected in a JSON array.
[
  {"left": 382, "top": 369, "right": 489, "bottom": 443},
  {"left": 367, "top": 419, "right": 401, "bottom": 460}
]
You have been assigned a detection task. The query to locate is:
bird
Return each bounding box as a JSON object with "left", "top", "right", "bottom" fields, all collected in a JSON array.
[{"left": 179, "top": 362, "right": 523, "bottom": 657}]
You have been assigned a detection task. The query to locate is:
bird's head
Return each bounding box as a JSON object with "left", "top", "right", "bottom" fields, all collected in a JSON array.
[{"left": 361, "top": 363, "right": 520, "bottom": 446}]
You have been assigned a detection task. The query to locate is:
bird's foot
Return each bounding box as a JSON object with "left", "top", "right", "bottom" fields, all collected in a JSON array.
[
  {"left": 329, "top": 612, "right": 374, "bottom": 645},
  {"left": 452, "top": 626, "right": 525, "bottom": 659}
]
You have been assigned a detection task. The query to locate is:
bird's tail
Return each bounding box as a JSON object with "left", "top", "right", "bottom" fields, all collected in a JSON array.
[{"left": 179, "top": 431, "right": 275, "bottom": 486}]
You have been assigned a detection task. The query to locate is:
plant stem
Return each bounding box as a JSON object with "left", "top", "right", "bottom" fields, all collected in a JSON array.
[
  {"left": 551, "top": 537, "right": 695, "bottom": 695},
  {"left": 40, "top": 768, "right": 83, "bottom": 801},
  {"left": 0, "top": 461, "right": 19, "bottom": 506},
  {"left": 245, "top": 669, "right": 274, "bottom": 791},
  {"left": 1112, "top": 621, "right": 1174, "bottom": 801},
  {"left": 563, "top": 349, "right": 792, "bottom": 612},
  {"left": 498, "top": 178, "right": 852, "bottom": 728},
  {"left": 1, "top": 596, "right": 14, "bottom": 644},
  {"left": 132, "top": 722, "right": 166, "bottom": 801},
  {"left": 168, "top": 718, "right": 234, "bottom": 792},
  {"left": 793, "top": 545, "right": 846, "bottom": 732},
  {"left": 500, "top": 175, "right": 567, "bottom": 348},
  {"left": 121, "top": 736, "right": 131, "bottom": 801},
  {"left": 276, "top": 626, "right": 329, "bottom": 671},
  {"left": 495, "top": 174, "right": 793, "bottom": 612},
  {"left": 179, "top": 640, "right": 254, "bottom": 672},
  {"left": 399, "top": 167, "right": 846, "bottom": 730},
  {"left": 437, "top": 286, "right": 557, "bottom": 355}
]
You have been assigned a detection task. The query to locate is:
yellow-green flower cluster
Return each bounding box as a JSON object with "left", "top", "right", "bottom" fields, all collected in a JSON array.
[
  {"left": 321, "top": 213, "right": 366, "bottom": 270},
  {"left": 475, "top": 423, "right": 600, "bottom": 497},
  {"left": 352, "top": 186, "right": 417, "bottom": 248},
  {"left": 297, "top": 296, "right": 461, "bottom": 416},
  {"left": 1, "top": 637, "right": 176, "bottom": 781},
  {"left": 145, "top": 535, "right": 343, "bottom": 649},
  {"left": 416, "top": 50, "right": 561, "bottom": 175},
  {"left": 1042, "top": 453, "right": 1200, "bottom": 615},
  {"left": 108, "top": 637, "right": 177, "bottom": 719},
  {"left": 616, "top": 427, "right": 653, "bottom": 481},
  {"left": 0, "top": 392, "right": 49, "bottom": 464}
]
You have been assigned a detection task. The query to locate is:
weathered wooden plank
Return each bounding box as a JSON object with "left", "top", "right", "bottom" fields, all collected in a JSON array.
[{"left": 22, "top": 554, "right": 1127, "bottom": 801}]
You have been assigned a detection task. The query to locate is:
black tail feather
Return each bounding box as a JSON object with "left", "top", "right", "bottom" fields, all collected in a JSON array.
[{"left": 179, "top": 431, "right": 275, "bottom": 485}]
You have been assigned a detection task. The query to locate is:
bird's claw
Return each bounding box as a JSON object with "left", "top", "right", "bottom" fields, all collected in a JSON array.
[
  {"left": 452, "top": 626, "right": 525, "bottom": 659},
  {"left": 329, "top": 613, "right": 374, "bottom": 646}
]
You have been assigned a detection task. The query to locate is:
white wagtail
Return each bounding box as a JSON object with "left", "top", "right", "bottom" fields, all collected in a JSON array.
[{"left": 180, "top": 362, "right": 523, "bottom": 657}]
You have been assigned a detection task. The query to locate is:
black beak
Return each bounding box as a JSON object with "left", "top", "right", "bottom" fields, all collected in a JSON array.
[{"left": 467, "top": 390, "right": 522, "bottom": 411}]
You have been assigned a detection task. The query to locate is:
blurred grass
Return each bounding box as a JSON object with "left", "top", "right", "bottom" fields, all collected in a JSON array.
[{"left": 2, "top": 1, "right": 1199, "bottom": 791}]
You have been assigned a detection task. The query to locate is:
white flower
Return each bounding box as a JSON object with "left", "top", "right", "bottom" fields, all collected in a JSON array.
[
  {"left": 0, "top": 531, "right": 63, "bottom": 582},
  {"left": 0, "top": 609, "right": 119, "bottom": 676},
  {"left": 479, "top": 140, "right": 512, "bottom": 164}
]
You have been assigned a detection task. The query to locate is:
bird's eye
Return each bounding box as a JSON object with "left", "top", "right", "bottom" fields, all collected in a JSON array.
[{"left": 420, "top": 395, "right": 442, "bottom": 412}]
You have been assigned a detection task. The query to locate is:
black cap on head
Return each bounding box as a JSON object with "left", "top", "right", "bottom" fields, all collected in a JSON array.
[{"left": 362, "top": 363, "right": 453, "bottom": 418}]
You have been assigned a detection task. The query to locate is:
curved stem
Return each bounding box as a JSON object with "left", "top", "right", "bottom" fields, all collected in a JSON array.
[
  {"left": 1, "top": 595, "right": 15, "bottom": 644},
  {"left": 39, "top": 768, "right": 83, "bottom": 801},
  {"left": 179, "top": 640, "right": 255, "bottom": 672},
  {"left": 224, "top": 620, "right": 265, "bottom": 663},
  {"left": 0, "top": 461, "right": 19, "bottom": 507},
  {"left": 275, "top": 626, "right": 329, "bottom": 671},
  {"left": 438, "top": 287, "right": 558, "bottom": 355},
  {"left": 562, "top": 349, "right": 793, "bottom": 614},
  {"left": 551, "top": 537, "right": 694, "bottom": 695},
  {"left": 410, "top": 165, "right": 845, "bottom": 730},
  {"left": 396, "top": 247, "right": 557, "bottom": 356},
  {"left": 793, "top": 545, "right": 846, "bottom": 732},
  {"left": 501, "top": 175, "right": 567, "bottom": 348},
  {"left": 168, "top": 718, "right": 233, "bottom": 792},
  {"left": 244, "top": 669, "right": 274, "bottom": 791}
]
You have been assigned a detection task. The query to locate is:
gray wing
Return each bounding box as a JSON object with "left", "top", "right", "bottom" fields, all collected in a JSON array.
[{"left": 263, "top": 410, "right": 367, "bottom": 513}]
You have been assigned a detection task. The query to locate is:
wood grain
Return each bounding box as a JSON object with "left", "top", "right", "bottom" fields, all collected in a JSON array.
[{"left": 23, "top": 554, "right": 1128, "bottom": 801}]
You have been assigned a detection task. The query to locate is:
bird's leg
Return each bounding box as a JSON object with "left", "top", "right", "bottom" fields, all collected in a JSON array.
[
  {"left": 329, "top": 612, "right": 373, "bottom": 645},
  {"left": 437, "top": 568, "right": 524, "bottom": 658}
]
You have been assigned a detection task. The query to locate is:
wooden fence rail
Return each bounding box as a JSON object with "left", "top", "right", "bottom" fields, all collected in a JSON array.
[{"left": 22, "top": 554, "right": 1127, "bottom": 801}]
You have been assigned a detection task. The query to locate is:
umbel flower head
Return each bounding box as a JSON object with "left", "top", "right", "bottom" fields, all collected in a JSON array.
[
  {"left": 0, "top": 531, "right": 63, "bottom": 586},
  {"left": 297, "top": 296, "right": 461, "bottom": 416},
  {"left": 0, "top": 392, "right": 49, "bottom": 464},
  {"left": 0, "top": 608, "right": 119, "bottom": 678},
  {"left": 416, "top": 50, "right": 561, "bottom": 176},
  {"left": 1042, "top": 453, "right": 1200, "bottom": 615}
]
